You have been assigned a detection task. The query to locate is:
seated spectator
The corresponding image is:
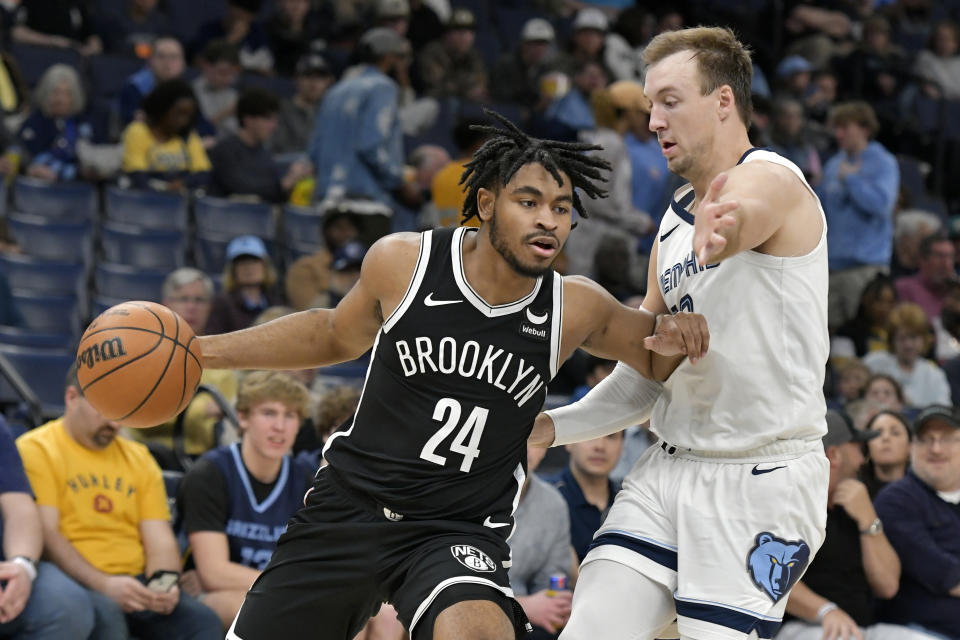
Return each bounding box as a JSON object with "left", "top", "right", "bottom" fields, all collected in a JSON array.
[
  {"left": 490, "top": 18, "right": 558, "bottom": 106},
  {"left": 416, "top": 8, "right": 486, "bottom": 100},
  {"left": 0, "top": 415, "right": 94, "bottom": 640},
  {"left": 828, "top": 360, "right": 870, "bottom": 410},
  {"left": 178, "top": 371, "right": 314, "bottom": 627},
  {"left": 818, "top": 101, "right": 898, "bottom": 330},
  {"left": 803, "top": 68, "right": 837, "bottom": 125},
  {"left": 209, "top": 88, "right": 312, "bottom": 202},
  {"left": 558, "top": 8, "right": 636, "bottom": 82},
  {"left": 131, "top": 269, "right": 239, "bottom": 466},
  {"left": 774, "top": 55, "right": 814, "bottom": 102},
  {"left": 265, "top": 0, "right": 326, "bottom": 77},
  {"left": 121, "top": 79, "right": 211, "bottom": 193},
  {"left": 543, "top": 60, "right": 609, "bottom": 138},
  {"left": 285, "top": 208, "right": 362, "bottom": 310},
  {"left": 891, "top": 210, "right": 943, "bottom": 279},
  {"left": 191, "top": 0, "right": 273, "bottom": 74},
  {"left": 832, "top": 275, "right": 897, "bottom": 360},
  {"left": 778, "top": 411, "right": 936, "bottom": 640},
  {"left": 272, "top": 54, "right": 333, "bottom": 154},
  {"left": 385, "top": 0, "right": 442, "bottom": 55},
  {"left": 294, "top": 384, "right": 361, "bottom": 460},
  {"left": 895, "top": 233, "right": 956, "bottom": 323},
  {"left": 17, "top": 64, "right": 93, "bottom": 183},
  {"left": 863, "top": 373, "right": 906, "bottom": 414},
  {"left": 327, "top": 241, "right": 366, "bottom": 307},
  {"left": 874, "top": 406, "right": 960, "bottom": 639},
  {"left": 12, "top": 0, "right": 102, "bottom": 56},
  {"left": 206, "top": 236, "right": 284, "bottom": 335},
  {"left": 860, "top": 410, "right": 912, "bottom": 499},
  {"left": 769, "top": 98, "right": 822, "bottom": 186},
  {"left": 547, "top": 432, "right": 624, "bottom": 562},
  {"left": 864, "top": 303, "right": 951, "bottom": 407},
  {"left": 0, "top": 53, "right": 28, "bottom": 118},
  {"left": 192, "top": 40, "right": 242, "bottom": 138},
  {"left": 513, "top": 443, "right": 574, "bottom": 639},
  {"left": 16, "top": 365, "right": 223, "bottom": 640},
  {"left": 97, "top": 0, "right": 171, "bottom": 59},
  {"left": 118, "top": 36, "right": 186, "bottom": 126},
  {"left": 428, "top": 117, "right": 489, "bottom": 229},
  {"left": 936, "top": 272, "right": 960, "bottom": 363},
  {"left": 833, "top": 15, "right": 907, "bottom": 129},
  {"left": 913, "top": 20, "right": 960, "bottom": 100}
]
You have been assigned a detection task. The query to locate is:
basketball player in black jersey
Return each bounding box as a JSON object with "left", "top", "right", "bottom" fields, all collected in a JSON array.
[{"left": 197, "top": 112, "right": 712, "bottom": 640}]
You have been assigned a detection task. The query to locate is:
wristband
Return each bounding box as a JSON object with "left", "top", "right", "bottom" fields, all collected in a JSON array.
[
  {"left": 816, "top": 602, "right": 838, "bottom": 623},
  {"left": 11, "top": 556, "right": 37, "bottom": 582}
]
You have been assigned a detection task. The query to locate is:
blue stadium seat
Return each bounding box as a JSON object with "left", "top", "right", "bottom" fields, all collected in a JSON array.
[
  {"left": 9, "top": 44, "right": 83, "bottom": 87},
  {"left": 240, "top": 73, "right": 295, "bottom": 98},
  {"left": 0, "top": 326, "right": 73, "bottom": 350},
  {"left": 193, "top": 232, "right": 232, "bottom": 274},
  {"left": 283, "top": 205, "right": 325, "bottom": 251},
  {"left": 94, "top": 263, "right": 167, "bottom": 302},
  {"left": 89, "top": 55, "right": 144, "bottom": 100},
  {"left": 105, "top": 187, "right": 188, "bottom": 230},
  {"left": 195, "top": 197, "right": 276, "bottom": 239},
  {"left": 0, "top": 344, "right": 74, "bottom": 417},
  {"left": 0, "top": 254, "right": 85, "bottom": 296},
  {"left": 12, "top": 178, "right": 97, "bottom": 221},
  {"left": 7, "top": 213, "right": 92, "bottom": 263},
  {"left": 11, "top": 292, "right": 79, "bottom": 335},
  {"left": 101, "top": 223, "right": 186, "bottom": 270}
]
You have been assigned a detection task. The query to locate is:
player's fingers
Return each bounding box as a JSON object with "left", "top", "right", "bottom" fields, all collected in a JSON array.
[
  {"left": 643, "top": 334, "right": 684, "bottom": 356},
  {"left": 705, "top": 172, "right": 728, "bottom": 204},
  {"left": 681, "top": 315, "right": 702, "bottom": 362},
  {"left": 697, "top": 314, "right": 709, "bottom": 357},
  {"left": 717, "top": 212, "right": 737, "bottom": 228},
  {"left": 708, "top": 200, "right": 738, "bottom": 220},
  {"left": 677, "top": 318, "right": 700, "bottom": 364}
]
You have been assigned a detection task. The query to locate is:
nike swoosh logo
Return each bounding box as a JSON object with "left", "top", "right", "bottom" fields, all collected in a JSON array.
[
  {"left": 751, "top": 465, "right": 786, "bottom": 475},
  {"left": 424, "top": 293, "right": 462, "bottom": 307},
  {"left": 660, "top": 224, "right": 680, "bottom": 242},
  {"left": 525, "top": 307, "right": 548, "bottom": 325},
  {"left": 483, "top": 516, "right": 511, "bottom": 529}
]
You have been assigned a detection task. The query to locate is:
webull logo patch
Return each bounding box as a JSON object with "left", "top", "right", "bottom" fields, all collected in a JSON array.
[{"left": 77, "top": 338, "right": 128, "bottom": 369}]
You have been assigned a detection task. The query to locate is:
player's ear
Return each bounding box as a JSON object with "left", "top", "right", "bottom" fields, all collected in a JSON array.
[
  {"left": 717, "top": 85, "right": 735, "bottom": 121},
  {"left": 477, "top": 187, "right": 496, "bottom": 223}
]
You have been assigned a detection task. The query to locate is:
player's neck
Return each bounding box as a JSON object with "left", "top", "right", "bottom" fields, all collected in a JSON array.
[
  {"left": 241, "top": 439, "right": 284, "bottom": 483},
  {"left": 570, "top": 465, "right": 610, "bottom": 509},
  {"left": 689, "top": 133, "right": 752, "bottom": 207},
  {"left": 462, "top": 229, "right": 540, "bottom": 305}
]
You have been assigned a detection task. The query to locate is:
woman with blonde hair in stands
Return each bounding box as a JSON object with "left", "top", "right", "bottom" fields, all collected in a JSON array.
[
  {"left": 205, "top": 235, "right": 284, "bottom": 335},
  {"left": 863, "top": 302, "right": 951, "bottom": 407}
]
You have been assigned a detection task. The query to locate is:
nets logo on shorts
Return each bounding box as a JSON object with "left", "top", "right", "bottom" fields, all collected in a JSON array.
[
  {"left": 746, "top": 532, "right": 810, "bottom": 603},
  {"left": 451, "top": 544, "right": 497, "bottom": 573}
]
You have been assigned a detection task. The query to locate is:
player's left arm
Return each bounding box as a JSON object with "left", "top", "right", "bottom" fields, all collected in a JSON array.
[
  {"left": 560, "top": 276, "right": 708, "bottom": 379},
  {"left": 693, "top": 162, "right": 821, "bottom": 265}
]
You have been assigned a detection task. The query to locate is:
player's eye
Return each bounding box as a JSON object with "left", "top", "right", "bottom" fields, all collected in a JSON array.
[
  {"left": 520, "top": 200, "right": 535, "bottom": 208},
  {"left": 554, "top": 206, "right": 569, "bottom": 215}
]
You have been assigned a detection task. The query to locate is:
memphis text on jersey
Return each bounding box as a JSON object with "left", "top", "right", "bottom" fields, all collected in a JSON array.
[
  {"left": 394, "top": 336, "right": 545, "bottom": 408},
  {"left": 661, "top": 249, "right": 719, "bottom": 294}
]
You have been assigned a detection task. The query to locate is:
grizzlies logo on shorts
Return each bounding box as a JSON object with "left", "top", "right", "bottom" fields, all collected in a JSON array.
[{"left": 746, "top": 532, "right": 810, "bottom": 603}]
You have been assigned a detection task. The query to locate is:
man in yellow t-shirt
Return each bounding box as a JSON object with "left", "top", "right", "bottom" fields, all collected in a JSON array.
[{"left": 16, "top": 364, "right": 222, "bottom": 640}]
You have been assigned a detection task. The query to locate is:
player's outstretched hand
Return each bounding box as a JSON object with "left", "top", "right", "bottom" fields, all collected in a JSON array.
[
  {"left": 820, "top": 608, "right": 863, "bottom": 640},
  {"left": 693, "top": 172, "right": 739, "bottom": 265},
  {"left": 643, "top": 312, "right": 709, "bottom": 365}
]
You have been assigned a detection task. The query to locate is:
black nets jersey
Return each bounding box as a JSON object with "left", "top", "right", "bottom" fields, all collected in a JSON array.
[{"left": 324, "top": 227, "right": 563, "bottom": 534}]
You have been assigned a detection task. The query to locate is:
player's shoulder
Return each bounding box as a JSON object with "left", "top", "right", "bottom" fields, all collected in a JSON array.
[
  {"left": 727, "top": 155, "right": 803, "bottom": 190},
  {"left": 561, "top": 274, "right": 615, "bottom": 309}
]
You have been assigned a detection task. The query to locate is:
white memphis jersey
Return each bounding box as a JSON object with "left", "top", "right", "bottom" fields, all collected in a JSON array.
[{"left": 651, "top": 148, "right": 829, "bottom": 453}]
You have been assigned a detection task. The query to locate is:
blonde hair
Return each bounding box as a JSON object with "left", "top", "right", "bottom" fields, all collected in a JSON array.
[
  {"left": 642, "top": 26, "right": 753, "bottom": 126},
  {"left": 590, "top": 88, "right": 619, "bottom": 129},
  {"left": 236, "top": 371, "right": 312, "bottom": 419},
  {"left": 222, "top": 255, "right": 278, "bottom": 292},
  {"left": 314, "top": 386, "right": 361, "bottom": 441},
  {"left": 887, "top": 302, "right": 933, "bottom": 349}
]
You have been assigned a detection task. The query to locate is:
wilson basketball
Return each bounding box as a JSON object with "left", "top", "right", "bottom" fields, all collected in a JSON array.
[{"left": 76, "top": 301, "right": 204, "bottom": 428}]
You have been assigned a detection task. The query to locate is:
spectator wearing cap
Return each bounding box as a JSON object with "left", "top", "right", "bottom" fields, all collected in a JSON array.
[
  {"left": 859, "top": 410, "right": 913, "bottom": 500},
  {"left": 896, "top": 234, "right": 957, "bottom": 324},
  {"left": 97, "top": 0, "right": 171, "bottom": 59},
  {"left": 559, "top": 8, "right": 637, "bottom": 83},
  {"left": 118, "top": 37, "right": 186, "bottom": 127},
  {"left": 328, "top": 241, "right": 367, "bottom": 306},
  {"left": 308, "top": 27, "right": 419, "bottom": 212},
  {"left": 205, "top": 236, "right": 284, "bottom": 335},
  {"left": 192, "top": 40, "right": 242, "bottom": 138},
  {"left": 490, "top": 18, "right": 558, "bottom": 105},
  {"left": 285, "top": 209, "right": 361, "bottom": 310},
  {"left": 779, "top": 411, "right": 936, "bottom": 640},
  {"left": 863, "top": 303, "right": 951, "bottom": 408},
  {"left": 265, "top": 0, "right": 327, "bottom": 77},
  {"left": 874, "top": 406, "right": 960, "bottom": 639},
  {"left": 209, "top": 88, "right": 312, "bottom": 202},
  {"left": 774, "top": 55, "right": 814, "bottom": 102},
  {"left": 416, "top": 8, "right": 487, "bottom": 100},
  {"left": 272, "top": 55, "right": 333, "bottom": 154},
  {"left": 191, "top": 0, "right": 274, "bottom": 74},
  {"left": 817, "top": 101, "right": 898, "bottom": 330}
]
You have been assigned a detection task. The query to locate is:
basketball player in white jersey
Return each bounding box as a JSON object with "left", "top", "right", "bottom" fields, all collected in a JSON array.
[{"left": 529, "top": 27, "right": 830, "bottom": 640}]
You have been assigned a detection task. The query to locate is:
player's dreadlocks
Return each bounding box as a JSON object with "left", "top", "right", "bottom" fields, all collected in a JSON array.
[{"left": 459, "top": 109, "right": 612, "bottom": 225}]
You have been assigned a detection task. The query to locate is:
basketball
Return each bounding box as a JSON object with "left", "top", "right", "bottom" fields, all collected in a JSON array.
[{"left": 76, "top": 301, "right": 204, "bottom": 428}]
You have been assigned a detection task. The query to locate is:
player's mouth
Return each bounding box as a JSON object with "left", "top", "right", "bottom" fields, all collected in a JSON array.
[
  {"left": 528, "top": 236, "right": 558, "bottom": 258},
  {"left": 660, "top": 141, "right": 677, "bottom": 156}
]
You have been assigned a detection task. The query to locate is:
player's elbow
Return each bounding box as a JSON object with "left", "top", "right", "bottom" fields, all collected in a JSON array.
[{"left": 871, "top": 577, "right": 899, "bottom": 600}]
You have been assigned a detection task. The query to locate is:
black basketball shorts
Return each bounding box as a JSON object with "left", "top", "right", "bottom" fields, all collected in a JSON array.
[{"left": 226, "top": 467, "right": 530, "bottom": 640}]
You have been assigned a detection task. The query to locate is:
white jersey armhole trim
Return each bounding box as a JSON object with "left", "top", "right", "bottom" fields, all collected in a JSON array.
[
  {"left": 321, "top": 332, "right": 383, "bottom": 456},
  {"left": 549, "top": 273, "right": 563, "bottom": 379},
  {"left": 382, "top": 230, "right": 433, "bottom": 333},
  {"left": 409, "top": 576, "right": 516, "bottom": 636}
]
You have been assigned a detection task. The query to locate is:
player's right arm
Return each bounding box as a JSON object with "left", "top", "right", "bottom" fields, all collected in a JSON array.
[{"left": 199, "top": 233, "right": 421, "bottom": 370}]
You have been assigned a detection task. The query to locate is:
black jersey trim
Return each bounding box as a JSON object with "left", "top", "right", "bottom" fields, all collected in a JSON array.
[
  {"left": 452, "top": 227, "right": 542, "bottom": 318},
  {"left": 549, "top": 274, "right": 563, "bottom": 379},
  {"left": 382, "top": 230, "right": 433, "bottom": 334},
  {"left": 409, "top": 576, "right": 517, "bottom": 637}
]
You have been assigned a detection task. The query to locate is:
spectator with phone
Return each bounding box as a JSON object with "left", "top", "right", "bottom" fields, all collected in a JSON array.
[
  {"left": 177, "top": 371, "right": 315, "bottom": 627},
  {"left": 15, "top": 364, "right": 223, "bottom": 640}
]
